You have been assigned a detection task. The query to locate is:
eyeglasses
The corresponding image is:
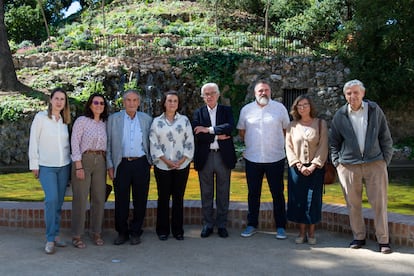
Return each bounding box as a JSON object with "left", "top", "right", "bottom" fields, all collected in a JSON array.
[
  {"left": 92, "top": 100, "right": 105, "bottom": 106},
  {"left": 297, "top": 103, "right": 310, "bottom": 109}
]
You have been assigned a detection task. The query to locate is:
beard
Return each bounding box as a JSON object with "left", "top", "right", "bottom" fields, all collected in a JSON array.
[{"left": 255, "top": 95, "right": 269, "bottom": 106}]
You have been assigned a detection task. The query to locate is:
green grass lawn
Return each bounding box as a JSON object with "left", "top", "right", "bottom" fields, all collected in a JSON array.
[{"left": 0, "top": 169, "right": 413, "bottom": 215}]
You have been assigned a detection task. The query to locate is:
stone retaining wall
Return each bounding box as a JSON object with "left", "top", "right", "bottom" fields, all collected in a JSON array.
[{"left": 4, "top": 52, "right": 414, "bottom": 167}]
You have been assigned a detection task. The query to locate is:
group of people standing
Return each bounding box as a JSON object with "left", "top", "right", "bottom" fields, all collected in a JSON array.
[{"left": 28, "top": 78, "right": 393, "bottom": 255}]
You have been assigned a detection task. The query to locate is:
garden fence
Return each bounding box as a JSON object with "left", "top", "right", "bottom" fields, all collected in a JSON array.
[{"left": 93, "top": 33, "right": 321, "bottom": 57}]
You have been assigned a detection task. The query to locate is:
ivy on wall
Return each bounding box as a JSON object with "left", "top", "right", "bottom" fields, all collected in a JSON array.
[{"left": 171, "top": 51, "right": 259, "bottom": 121}]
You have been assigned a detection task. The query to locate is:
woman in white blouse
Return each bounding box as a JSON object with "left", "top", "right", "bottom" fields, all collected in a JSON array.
[
  {"left": 29, "top": 88, "right": 72, "bottom": 254},
  {"left": 70, "top": 93, "right": 109, "bottom": 249},
  {"left": 285, "top": 95, "right": 328, "bottom": 245},
  {"left": 149, "top": 90, "right": 194, "bottom": 241}
]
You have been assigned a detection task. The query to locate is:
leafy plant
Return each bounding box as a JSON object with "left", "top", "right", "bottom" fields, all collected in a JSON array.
[
  {"left": 155, "top": 37, "right": 173, "bottom": 48},
  {"left": 0, "top": 95, "right": 45, "bottom": 123},
  {"left": 172, "top": 51, "right": 257, "bottom": 122},
  {"left": 336, "top": 0, "right": 414, "bottom": 109},
  {"left": 394, "top": 137, "right": 414, "bottom": 160}
]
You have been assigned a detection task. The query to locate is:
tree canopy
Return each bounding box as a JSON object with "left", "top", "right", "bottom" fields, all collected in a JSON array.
[
  {"left": 1, "top": 0, "right": 413, "bottom": 109},
  {"left": 337, "top": 0, "right": 414, "bottom": 107}
]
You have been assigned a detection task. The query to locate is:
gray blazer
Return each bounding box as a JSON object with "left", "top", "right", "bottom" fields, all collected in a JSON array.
[{"left": 106, "top": 110, "right": 153, "bottom": 177}]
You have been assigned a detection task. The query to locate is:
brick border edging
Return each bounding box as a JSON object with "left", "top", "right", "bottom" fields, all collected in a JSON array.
[{"left": 0, "top": 200, "right": 413, "bottom": 247}]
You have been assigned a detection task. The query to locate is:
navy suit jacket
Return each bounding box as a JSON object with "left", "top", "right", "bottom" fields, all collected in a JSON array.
[{"left": 192, "top": 104, "right": 237, "bottom": 171}]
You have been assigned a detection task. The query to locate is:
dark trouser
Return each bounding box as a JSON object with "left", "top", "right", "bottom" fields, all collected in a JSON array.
[
  {"left": 198, "top": 151, "right": 231, "bottom": 228},
  {"left": 245, "top": 158, "right": 286, "bottom": 229},
  {"left": 114, "top": 157, "right": 150, "bottom": 237},
  {"left": 154, "top": 165, "right": 190, "bottom": 237}
]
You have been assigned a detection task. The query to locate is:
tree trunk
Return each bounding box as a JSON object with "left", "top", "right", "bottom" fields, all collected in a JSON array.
[
  {"left": 37, "top": 0, "right": 50, "bottom": 39},
  {"left": 0, "top": 0, "right": 27, "bottom": 91}
]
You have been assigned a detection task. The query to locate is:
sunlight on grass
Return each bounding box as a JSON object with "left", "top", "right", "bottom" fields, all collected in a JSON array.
[{"left": 0, "top": 169, "right": 412, "bottom": 215}]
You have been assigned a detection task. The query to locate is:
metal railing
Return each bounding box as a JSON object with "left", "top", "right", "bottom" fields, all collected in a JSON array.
[{"left": 92, "top": 33, "right": 323, "bottom": 57}]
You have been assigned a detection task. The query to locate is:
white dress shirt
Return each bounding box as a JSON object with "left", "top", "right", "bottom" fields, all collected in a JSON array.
[
  {"left": 207, "top": 104, "right": 219, "bottom": 150},
  {"left": 237, "top": 100, "right": 290, "bottom": 163},
  {"left": 348, "top": 101, "right": 368, "bottom": 155}
]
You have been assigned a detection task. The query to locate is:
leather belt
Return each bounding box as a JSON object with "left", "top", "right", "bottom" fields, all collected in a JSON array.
[
  {"left": 84, "top": 150, "right": 106, "bottom": 156},
  {"left": 210, "top": 149, "right": 220, "bottom": 152},
  {"left": 122, "top": 157, "right": 140, "bottom": 161}
]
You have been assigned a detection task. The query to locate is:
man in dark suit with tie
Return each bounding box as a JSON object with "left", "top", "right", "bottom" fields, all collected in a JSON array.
[{"left": 193, "top": 83, "right": 237, "bottom": 238}]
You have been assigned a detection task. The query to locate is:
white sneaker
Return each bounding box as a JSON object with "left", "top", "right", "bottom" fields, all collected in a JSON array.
[
  {"left": 45, "top": 241, "right": 55, "bottom": 254},
  {"left": 295, "top": 236, "right": 307, "bottom": 244},
  {"left": 307, "top": 237, "right": 317, "bottom": 245}
]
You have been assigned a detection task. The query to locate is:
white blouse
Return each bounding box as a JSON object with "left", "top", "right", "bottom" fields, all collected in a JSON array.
[{"left": 29, "top": 111, "right": 71, "bottom": 169}]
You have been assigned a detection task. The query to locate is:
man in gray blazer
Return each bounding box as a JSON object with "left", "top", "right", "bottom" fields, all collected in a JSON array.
[{"left": 107, "top": 90, "right": 152, "bottom": 245}]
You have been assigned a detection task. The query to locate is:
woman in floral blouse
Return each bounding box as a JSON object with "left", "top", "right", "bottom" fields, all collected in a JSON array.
[{"left": 149, "top": 90, "right": 194, "bottom": 241}]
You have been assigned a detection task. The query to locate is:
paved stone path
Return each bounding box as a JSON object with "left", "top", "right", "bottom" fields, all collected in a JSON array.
[{"left": 0, "top": 226, "right": 413, "bottom": 275}]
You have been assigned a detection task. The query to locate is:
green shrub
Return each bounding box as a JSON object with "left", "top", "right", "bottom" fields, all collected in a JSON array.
[
  {"left": 0, "top": 95, "right": 45, "bottom": 123},
  {"left": 155, "top": 37, "right": 173, "bottom": 48},
  {"left": 17, "top": 40, "right": 35, "bottom": 49},
  {"left": 394, "top": 137, "right": 414, "bottom": 160},
  {"left": 8, "top": 40, "right": 18, "bottom": 53}
]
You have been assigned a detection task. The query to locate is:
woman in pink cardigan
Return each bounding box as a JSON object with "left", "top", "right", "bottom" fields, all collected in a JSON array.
[{"left": 285, "top": 95, "right": 328, "bottom": 245}]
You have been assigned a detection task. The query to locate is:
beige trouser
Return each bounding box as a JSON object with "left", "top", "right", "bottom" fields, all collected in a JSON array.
[
  {"left": 71, "top": 153, "right": 107, "bottom": 236},
  {"left": 336, "top": 159, "right": 389, "bottom": 244}
]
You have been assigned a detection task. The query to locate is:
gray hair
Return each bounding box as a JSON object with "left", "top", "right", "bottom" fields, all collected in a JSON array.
[
  {"left": 200, "top": 83, "right": 220, "bottom": 97},
  {"left": 343, "top": 79, "right": 366, "bottom": 93},
  {"left": 123, "top": 89, "right": 141, "bottom": 100}
]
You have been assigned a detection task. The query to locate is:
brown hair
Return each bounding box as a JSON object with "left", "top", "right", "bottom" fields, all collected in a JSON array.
[
  {"left": 47, "top": 87, "right": 71, "bottom": 124},
  {"left": 289, "top": 94, "right": 317, "bottom": 121},
  {"left": 160, "top": 90, "right": 182, "bottom": 113},
  {"left": 84, "top": 93, "right": 109, "bottom": 121}
]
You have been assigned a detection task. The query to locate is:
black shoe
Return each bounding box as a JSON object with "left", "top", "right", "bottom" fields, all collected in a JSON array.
[
  {"left": 349, "top": 239, "right": 366, "bottom": 249},
  {"left": 158, "top": 235, "right": 168, "bottom": 241},
  {"left": 130, "top": 235, "right": 141, "bottom": 245},
  {"left": 379, "top": 243, "right": 392, "bottom": 254},
  {"left": 113, "top": 235, "right": 129, "bottom": 245},
  {"left": 218, "top": 228, "right": 229, "bottom": 238},
  {"left": 174, "top": 234, "right": 184, "bottom": 241},
  {"left": 200, "top": 226, "right": 213, "bottom": 238}
]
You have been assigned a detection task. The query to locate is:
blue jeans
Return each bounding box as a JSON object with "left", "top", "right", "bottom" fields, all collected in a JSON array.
[
  {"left": 39, "top": 164, "right": 70, "bottom": 242},
  {"left": 245, "top": 158, "right": 287, "bottom": 229}
]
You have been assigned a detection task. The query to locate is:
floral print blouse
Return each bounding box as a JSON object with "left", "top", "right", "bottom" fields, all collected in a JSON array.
[{"left": 149, "top": 112, "right": 194, "bottom": 170}]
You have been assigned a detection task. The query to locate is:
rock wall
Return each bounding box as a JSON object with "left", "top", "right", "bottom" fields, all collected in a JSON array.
[
  {"left": 0, "top": 114, "right": 34, "bottom": 170},
  {"left": 3, "top": 51, "right": 412, "bottom": 168}
]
